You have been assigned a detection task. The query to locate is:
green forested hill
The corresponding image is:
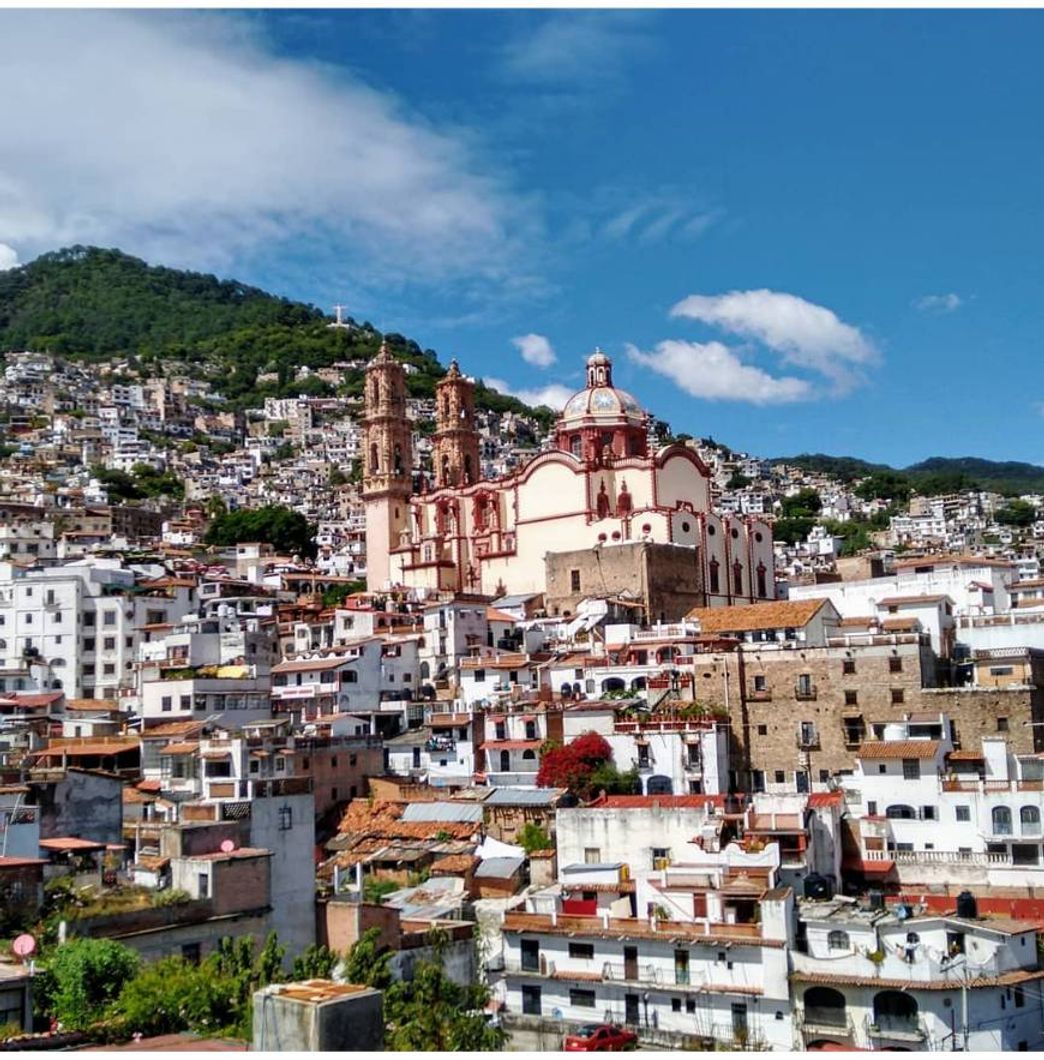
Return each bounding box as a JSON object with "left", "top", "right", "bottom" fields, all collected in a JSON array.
[
  {"left": 774, "top": 453, "right": 1044, "bottom": 497},
  {"left": 0, "top": 245, "right": 550, "bottom": 423}
]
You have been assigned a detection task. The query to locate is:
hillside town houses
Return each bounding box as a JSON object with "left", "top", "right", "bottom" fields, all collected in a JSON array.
[{"left": 2, "top": 344, "right": 1044, "bottom": 1051}]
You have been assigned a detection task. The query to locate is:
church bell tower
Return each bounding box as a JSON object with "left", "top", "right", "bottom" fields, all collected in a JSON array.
[
  {"left": 362, "top": 342, "right": 412, "bottom": 589},
  {"left": 432, "top": 360, "right": 480, "bottom": 489}
]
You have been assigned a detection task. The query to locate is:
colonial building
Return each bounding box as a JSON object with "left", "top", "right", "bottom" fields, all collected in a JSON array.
[{"left": 362, "top": 348, "right": 775, "bottom": 611}]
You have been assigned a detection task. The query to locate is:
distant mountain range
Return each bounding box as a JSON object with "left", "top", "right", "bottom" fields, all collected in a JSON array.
[
  {"left": 771, "top": 453, "right": 1044, "bottom": 498},
  {"left": 1, "top": 246, "right": 1040, "bottom": 492}
]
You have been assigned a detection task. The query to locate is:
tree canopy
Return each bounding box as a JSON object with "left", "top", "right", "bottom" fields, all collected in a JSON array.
[
  {"left": 537, "top": 732, "right": 638, "bottom": 800},
  {"left": 204, "top": 504, "right": 316, "bottom": 558}
]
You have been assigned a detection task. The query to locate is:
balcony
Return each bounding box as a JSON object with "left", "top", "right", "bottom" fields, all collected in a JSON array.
[
  {"left": 794, "top": 683, "right": 818, "bottom": 701},
  {"left": 866, "top": 1017, "right": 928, "bottom": 1043},
  {"left": 748, "top": 688, "right": 772, "bottom": 702}
]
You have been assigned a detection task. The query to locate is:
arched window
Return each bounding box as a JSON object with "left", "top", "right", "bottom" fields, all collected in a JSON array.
[
  {"left": 441, "top": 454, "right": 451, "bottom": 485},
  {"left": 464, "top": 454, "right": 473, "bottom": 484},
  {"left": 733, "top": 561, "right": 744, "bottom": 595},
  {"left": 420, "top": 662, "right": 430, "bottom": 680},
  {"left": 803, "top": 987, "right": 846, "bottom": 1028},
  {"left": 827, "top": 930, "right": 850, "bottom": 951},
  {"left": 393, "top": 444, "right": 403, "bottom": 475},
  {"left": 873, "top": 990, "right": 918, "bottom": 1034},
  {"left": 369, "top": 443, "right": 379, "bottom": 474},
  {"left": 522, "top": 749, "right": 536, "bottom": 761},
  {"left": 49, "top": 657, "right": 66, "bottom": 668},
  {"left": 570, "top": 435, "right": 582, "bottom": 458},
  {"left": 993, "top": 805, "right": 1013, "bottom": 836},
  {"left": 1021, "top": 806, "right": 1041, "bottom": 835},
  {"left": 756, "top": 562, "right": 768, "bottom": 598},
  {"left": 708, "top": 558, "right": 720, "bottom": 595},
  {"left": 886, "top": 804, "right": 917, "bottom": 819}
]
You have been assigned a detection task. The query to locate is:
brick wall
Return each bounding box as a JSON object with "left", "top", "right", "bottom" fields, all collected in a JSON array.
[{"left": 685, "top": 641, "right": 1042, "bottom": 787}]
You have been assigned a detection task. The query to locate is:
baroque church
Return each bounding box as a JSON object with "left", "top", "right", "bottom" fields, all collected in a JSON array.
[{"left": 362, "top": 344, "right": 775, "bottom": 607}]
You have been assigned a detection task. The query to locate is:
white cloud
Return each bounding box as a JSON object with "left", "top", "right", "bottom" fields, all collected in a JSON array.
[
  {"left": 511, "top": 333, "right": 556, "bottom": 369},
  {"left": 0, "top": 243, "right": 17, "bottom": 271},
  {"left": 913, "top": 293, "right": 962, "bottom": 314},
  {"left": 484, "top": 376, "right": 573, "bottom": 410},
  {"left": 670, "top": 288, "right": 877, "bottom": 394},
  {"left": 501, "top": 13, "right": 651, "bottom": 85},
  {"left": 625, "top": 340, "right": 812, "bottom": 406},
  {"left": 0, "top": 11, "right": 531, "bottom": 290}
]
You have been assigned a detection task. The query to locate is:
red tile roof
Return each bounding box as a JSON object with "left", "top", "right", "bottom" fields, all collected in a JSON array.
[
  {"left": 686, "top": 598, "right": 831, "bottom": 633},
  {"left": 39, "top": 837, "right": 107, "bottom": 852},
  {"left": 857, "top": 740, "right": 940, "bottom": 760}
]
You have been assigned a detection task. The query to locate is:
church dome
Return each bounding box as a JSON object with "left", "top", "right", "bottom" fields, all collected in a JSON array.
[{"left": 559, "top": 349, "right": 646, "bottom": 428}]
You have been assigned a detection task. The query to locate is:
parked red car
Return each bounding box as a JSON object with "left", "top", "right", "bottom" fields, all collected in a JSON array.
[{"left": 564, "top": 1023, "right": 639, "bottom": 1051}]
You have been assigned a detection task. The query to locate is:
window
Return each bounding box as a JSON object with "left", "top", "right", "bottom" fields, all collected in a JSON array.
[
  {"left": 992, "top": 806, "right": 1013, "bottom": 836},
  {"left": 197, "top": 873, "right": 209, "bottom": 899},
  {"left": 1021, "top": 806, "right": 1041, "bottom": 835},
  {"left": 103, "top": 663, "right": 115, "bottom": 676},
  {"left": 672, "top": 998, "right": 682, "bottom": 1012},
  {"left": 161, "top": 695, "right": 172, "bottom": 712},
  {"left": 708, "top": 559, "right": 720, "bottom": 594},
  {"left": 867, "top": 800, "right": 878, "bottom": 816},
  {"left": 84, "top": 612, "right": 95, "bottom": 627},
  {"left": 570, "top": 989, "right": 596, "bottom": 1009},
  {"left": 1015, "top": 986, "right": 1025, "bottom": 1009},
  {"left": 891, "top": 688, "right": 905, "bottom": 704},
  {"left": 844, "top": 690, "right": 858, "bottom": 706},
  {"left": 474, "top": 669, "right": 486, "bottom": 683},
  {"left": 569, "top": 943, "right": 595, "bottom": 960},
  {"left": 997, "top": 717, "right": 1010, "bottom": 733},
  {"left": 797, "top": 673, "right": 814, "bottom": 696},
  {"left": 828, "top": 930, "right": 850, "bottom": 951},
  {"left": 922, "top": 806, "right": 937, "bottom": 821},
  {"left": 522, "top": 984, "right": 542, "bottom": 1016},
  {"left": 842, "top": 658, "right": 856, "bottom": 675},
  {"left": 902, "top": 758, "right": 921, "bottom": 781},
  {"left": 889, "top": 656, "right": 903, "bottom": 673},
  {"left": 570, "top": 569, "right": 581, "bottom": 593},
  {"left": 686, "top": 998, "right": 697, "bottom": 1014},
  {"left": 103, "top": 636, "right": 116, "bottom": 651},
  {"left": 756, "top": 724, "right": 767, "bottom": 736},
  {"left": 103, "top": 610, "right": 117, "bottom": 627},
  {"left": 652, "top": 847, "right": 670, "bottom": 867},
  {"left": 278, "top": 806, "right": 293, "bottom": 831},
  {"left": 180, "top": 695, "right": 191, "bottom": 711},
  {"left": 774, "top": 770, "right": 785, "bottom": 784},
  {"left": 181, "top": 942, "right": 201, "bottom": 965},
  {"left": 753, "top": 674, "right": 767, "bottom": 693},
  {"left": 956, "top": 805, "right": 971, "bottom": 822},
  {"left": 584, "top": 847, "right": 601, "bottom": 864}
]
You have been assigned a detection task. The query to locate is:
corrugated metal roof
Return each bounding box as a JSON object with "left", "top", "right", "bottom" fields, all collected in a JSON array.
[
  {"left": 485, "top": 787, "right": 561, "bottom": 806},
  {"left": 400, "top": 801, "right": 485, "bottom": 824},
  {"left": 474, "top": 856, "right": 525, "bottom": 878}
]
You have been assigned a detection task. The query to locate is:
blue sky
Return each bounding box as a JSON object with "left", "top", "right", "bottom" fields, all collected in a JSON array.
[{"left": 2, "top": 9, "right": 1043, "bottom": 467}]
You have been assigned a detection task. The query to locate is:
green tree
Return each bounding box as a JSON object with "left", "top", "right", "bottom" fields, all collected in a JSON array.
[
  {"left": 111, "top": 957, "right": 238, "bottom": 1039},
  {"left": 725, "top": 472, "right": 751, "bottom": 490},
  {"left": 517, "top": 823, "right": 553, "bottom": 854},
  {"left": 38, "top": 937, "right": 140, "bottom": 1030},
  {"left": 853, "top": 471, "right": 912, "bottom": 502},
  {"left": 383, "top": 929, "right": 505, "bottom": 1051},
  {"left": 780, "top": 488, "right": 822, "bottom": 519},
  {"left": 204, "top": 504, "right": 316, "bottom": 558},
  {"left": 342, "top": 926, "right": 393, "bottom": 990},
  {"left": 290, "top": 944, "right": 339, "bottom": 981},
  {"left": 996, "top": 499, "right": 1037, "bottom": 528}
]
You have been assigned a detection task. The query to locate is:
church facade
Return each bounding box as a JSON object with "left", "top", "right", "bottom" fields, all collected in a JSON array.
[{"left": 362, "top": 345, "right": 775, "bottom": 608}]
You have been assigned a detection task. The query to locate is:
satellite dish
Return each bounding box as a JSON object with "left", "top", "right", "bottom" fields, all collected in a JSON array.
[
  {"left": 12, "top": 934, "right": 36, "bottom": 959},
  {"left": 220, "top": 839, "right": 236, "bottom": 853}
]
